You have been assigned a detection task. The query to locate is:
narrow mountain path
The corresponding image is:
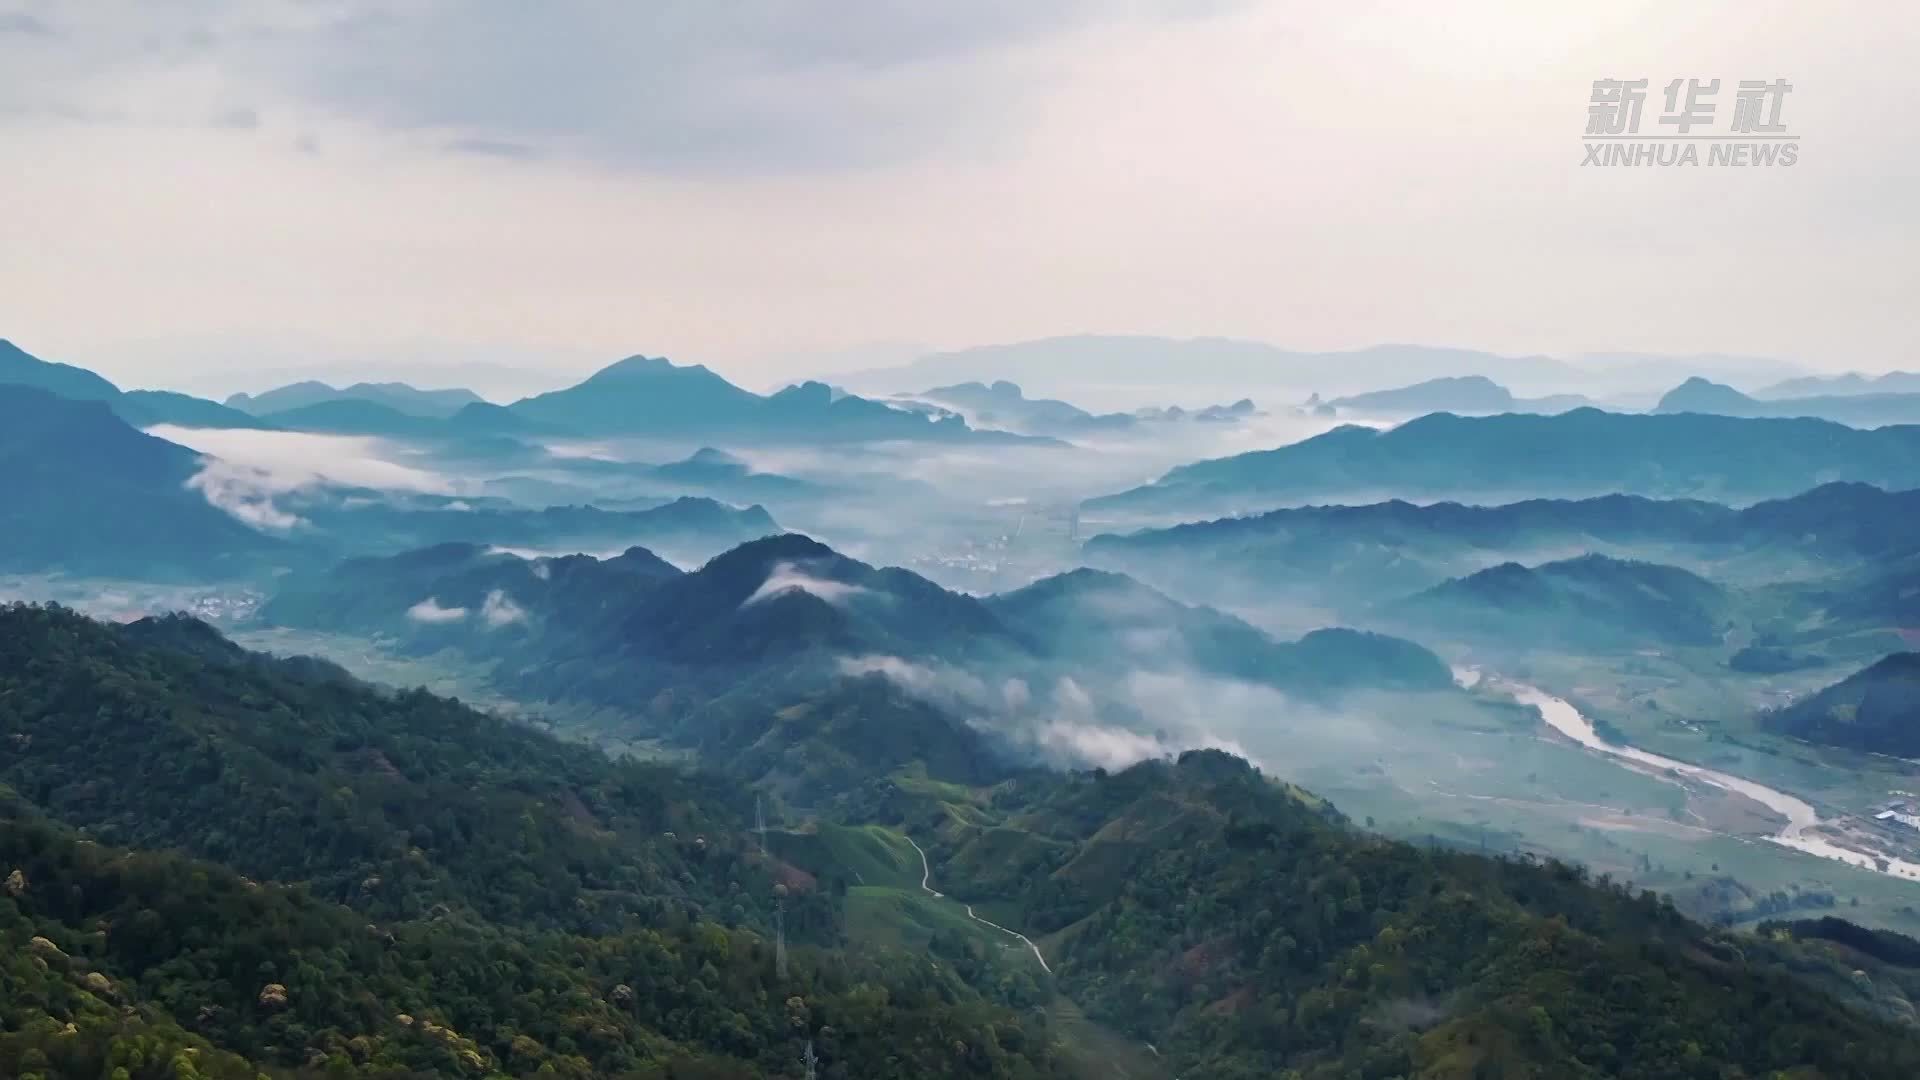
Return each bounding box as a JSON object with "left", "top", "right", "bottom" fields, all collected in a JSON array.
[{"left": 905, "top": 835, "right": 1053, "bottom": 973}]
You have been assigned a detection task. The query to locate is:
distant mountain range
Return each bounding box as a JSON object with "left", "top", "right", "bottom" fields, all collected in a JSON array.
[
  {"left": 828, "top": 336, "right": 1830, "bottom": 402},
  {"left": 907, "top": 379, "right": 1255, "bottom": 436},
  {"left": 832, "top": 336, "right": 1591, "bottom": 399},
  {"left": 2, "top": 338, "right": 269, "bottom": 430},
  {"left": 635, "top": 447, "right": 826, "bottom": 502},
  {"left": 475, "top": 446, "right": 828, "bottom": 511},
  {"left": 1086, "top": 481, "right": 1920, "bottom": 657},
  {"left": 228, "top": 380, "right": 486, "bottom": 418},
  {"left": 1324, "top": 375, "right": 1592, "bottom": 417},
  {"left": 1084, "top": 490, "right": 1732, "bottom": 610},
  {"left": 5, "top": 338, "right": 1053, "bottom": 449},
  {"left": 0, "top": 373, "right": 781, "bottom": 577},
  {"left": 1658, "top": 376, "right": 1920, "bottom": 428},
  {"left": 251, "top": 354, "right": 1056, "bottom": 445},
  {"left": 1084, "top": 408, "right": 1920, "bottom": 519},
  {"left": 1757, "top": 371, "right": 1920, "bottom": 399},
  {"left": 506, "top": 355, "right": 1050, "bottom": 445},
  {"left": 911, "top": 380, "right": 1136, "bottom": 434},
  {"left": 256, "top": 398, "right": 456, "bottom": 437}
]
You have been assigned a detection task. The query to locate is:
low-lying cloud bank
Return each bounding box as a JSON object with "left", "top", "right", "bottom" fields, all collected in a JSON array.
[
  {"left": 744, "top": 561, "right": 869, "bottom": 607},
  {"left": 149, "top": 425, "right": 457, "bottom": 531},
  {"left": 480, "top": 589, "right": 528, "bottom": 628},
  {"left": 187, "top": 459, "right": 308, "bottom": 532},
  {"left": 404, "top": 590, "right": 528, "bottom": 629},
  {"left": 837, "top": 653, "right": 1267, "bottom": 773},
  {"left": 406, "top": 597, "right": 469, "bottom": 624}
]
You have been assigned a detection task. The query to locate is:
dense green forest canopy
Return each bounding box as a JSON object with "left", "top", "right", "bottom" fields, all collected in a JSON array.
[
  {"left": 906, "top": 751, "right": 1920, "bottom": 1079},
  {"left": 10, "top": 604, "right": 1920, "bottom": 1078},
  {"left": 0, "top": 604, "right": 1065, "bottom": 1079}
]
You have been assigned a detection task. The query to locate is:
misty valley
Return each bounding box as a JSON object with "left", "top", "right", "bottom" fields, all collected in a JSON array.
[
  {"left": 12, "top": 2, "right": 1920, "bottom": 1074},
  {"left": 8, "top": 331, "right": 1920, "bottom": 1079}
]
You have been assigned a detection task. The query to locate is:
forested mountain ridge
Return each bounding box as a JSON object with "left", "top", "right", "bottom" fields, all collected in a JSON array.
[
  {"left": 12, "top": 606, "right": 1920, "bottom": 1077},
  {"left": 1763, "top": 652, "right": 1920, "bottom": 756},
  {"left": 0, "top": 794, "right": 1070, "bottom": 1080},
  {"left": 0, "top": 603, "right": 790, "bottom": 936},
  {"left": 1395, "top": 553, "right": 1732, "bottom": 650},
  {"left": 907, "top": 751, "right": 1920, "bottom": 1079},
  {"left": 0, "top": 603, "right": 1072, "bottom": 1078}
]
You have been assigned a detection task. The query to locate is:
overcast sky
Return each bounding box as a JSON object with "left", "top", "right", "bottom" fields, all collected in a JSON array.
[{"left": 1, "top": 0, "right": 1914, "bottom": 393}]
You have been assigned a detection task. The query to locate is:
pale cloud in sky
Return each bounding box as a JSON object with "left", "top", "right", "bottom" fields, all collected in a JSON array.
[{"left": 1, "top": 0, "right": 1915, "bottom": 393}]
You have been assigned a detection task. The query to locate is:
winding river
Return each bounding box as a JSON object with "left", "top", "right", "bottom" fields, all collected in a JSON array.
[{"left": 1479, "top": 672, "right": 1920, "bottom": 882}]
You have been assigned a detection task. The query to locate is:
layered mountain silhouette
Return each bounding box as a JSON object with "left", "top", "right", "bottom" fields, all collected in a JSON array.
[
  {"left": 264, "top": 533, "right": 1455, "bottom": 720},
  {"left": 1087, "top": 482, "right": 1920, "bottom": 627},
  {"left": 506, "top": 355, "right": 1049, "bottom": 444},
  {"left": 831, "top": 335, "right": 1588, "bottom": 397},
  {"left": 912, "top": 379, "right": 1255, "bottom": 436},
  {"left": 0, "top": 357, "right": 780, "bottom": 576},
  {"left": 257, "top": 398, "right": 453, "bottom": 437},
  {"left": 1658, "top": 376, "right": 1920, "bottom": 428},
  {"left": 639, "top": 447, "right": 824, "bottom": 501},
  {"left": 228, "top": 379, "right": 485, "bottom": 418},
  {"left": 114, "top": 389, "right": 272, "bottom": 429},
  {"left": 1086, "top": 491, "right": 1732, "bottom": 606},
  {"left": 1757, "top": 371, "right": 1920, "bottom": 399},
  {"left": 914, "top": 380, "right": 1139, "bottom": 434},
  {"left": 1086, "top": 408, "right": 1920, "bottom": 517},
  {"left": 1, "top": 338, "right": 266, "bottom": 429},
  {"left": 1326, "top": 375, "right": 1591, "bottom": 416},
  {"left": 8, "top": 339, "right": 1053, "bottom": 448}
]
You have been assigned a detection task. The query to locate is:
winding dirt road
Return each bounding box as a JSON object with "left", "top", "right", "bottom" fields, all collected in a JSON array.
[{"left": 905, "top": 835, "right": 1053, "bottom": 973}]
